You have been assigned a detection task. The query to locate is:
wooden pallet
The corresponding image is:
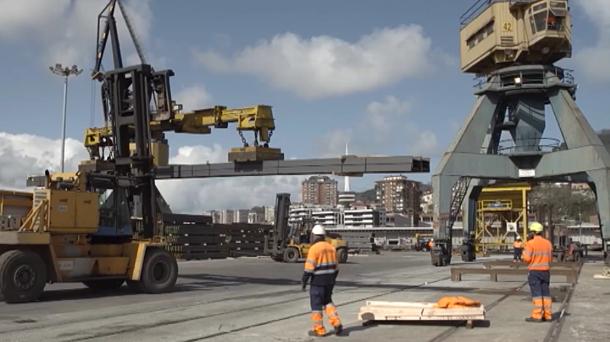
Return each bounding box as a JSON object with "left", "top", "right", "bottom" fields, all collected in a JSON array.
[
  {"left": 358, "top": 301, "right": 486, "bottom": 328},
  {"left": 593, "top": 267, "right": 610, "bottom": 280}
]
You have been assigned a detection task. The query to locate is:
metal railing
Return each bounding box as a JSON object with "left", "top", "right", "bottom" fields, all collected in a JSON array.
[
  {"left": 497, "top": 137, "right": 563, "bottom": 154},
  {"left": 460, "top": 0, "right": 493, "bottom": 27},
  {"left": 474, "top": 66, "right": 575, "bottom": 88}
]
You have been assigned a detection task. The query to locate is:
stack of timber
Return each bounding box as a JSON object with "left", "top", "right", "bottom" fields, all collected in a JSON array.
[
  {"left": 217, "top": 223, "right": 271, "bottom": 257},
  {"left": 163, "top": 214, "right": 228, "bottom": 260},
  {"left": 163, "top": 214, "right": 271, "bottom": 260},
  {"left": 358, "top": 301, "right": 485, "bottom": 328}
]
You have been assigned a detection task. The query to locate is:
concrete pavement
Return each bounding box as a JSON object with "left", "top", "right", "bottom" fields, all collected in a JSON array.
[{"left": 0, "top": 252, "right": 606, "bottom": 342}]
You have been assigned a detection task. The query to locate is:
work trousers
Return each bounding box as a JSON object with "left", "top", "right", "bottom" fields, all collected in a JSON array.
[
  {"left": 528, "top": 270, "right": 552, "bottom": 320},
  {"left": 514, "top": 248, "right": 523, "bottom": 261},
  {"left": 310, "top": 285, "right": 341, "bottom": 335}
]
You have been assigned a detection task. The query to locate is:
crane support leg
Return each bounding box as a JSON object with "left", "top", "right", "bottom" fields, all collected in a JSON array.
[{"left": 433, "top": 65, "right": 610, "bottom": 266}]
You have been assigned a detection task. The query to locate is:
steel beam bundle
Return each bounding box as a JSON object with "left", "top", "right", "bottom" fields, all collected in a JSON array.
[{"left": 156, "top": 156, "right": 430, "bottom": 179}]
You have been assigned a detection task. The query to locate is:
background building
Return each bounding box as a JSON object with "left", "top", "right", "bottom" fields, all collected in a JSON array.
[
  {"left": 209, "top": 210, "right": 222, "bottom": 224},
  {"left": 234, "top": 209, "right": 249, "bottom": 223},
  {"left": 301, "top": 176, "right": 338, "bottom": 206},
  {"left": 220, "top": 209, "right": 234, "bottom": 224},
  {"left": 248, "top": 206, "right": 266, "bottom": 223},
  {"left": 311, "top": 208, "right": 341, "bottom": 226},
  {"left": 288, "top": 205, "right": 314, "bottom": 226},
  {"left": 247, "top": 212, "right": 260, "bottom": 223},
  {"left": 264, "top": 206, "right": 275, "bottom": 224},
  {"left": 344, "top": 204, "right": 385, "bottom": 227},
  {"left": 375, "top": 175, "right": 422, "bottom": 225},
  {"left": 338, "top": 192, "right": 356, "bottom": 207}
]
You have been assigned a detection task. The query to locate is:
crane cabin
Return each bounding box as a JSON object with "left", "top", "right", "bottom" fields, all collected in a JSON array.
[{"left": 460, "top": 0, "right": 572, "bottom": 75}]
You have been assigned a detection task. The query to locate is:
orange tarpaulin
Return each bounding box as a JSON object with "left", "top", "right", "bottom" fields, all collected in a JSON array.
[{"left": 435, "top": 296, "right": 481, "bottom": 308}]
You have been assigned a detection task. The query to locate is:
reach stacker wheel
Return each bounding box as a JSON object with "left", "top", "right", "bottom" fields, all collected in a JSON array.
[
  {"left": 138, "top": 248, "right": 178, "bottom": 294},
  {"left": 283, "top": 247, "right": 300, "bottom": 263},
  {"left": 0, "top": 250, "right": 47, "bottom": 303},
  {"left": 337, "top": 248, "right": 348, "bottom": 264}
]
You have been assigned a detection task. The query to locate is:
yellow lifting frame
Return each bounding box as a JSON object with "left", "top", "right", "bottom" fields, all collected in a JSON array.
[{"left": 475, "top": 183, "right": 531, "bottom": 253}]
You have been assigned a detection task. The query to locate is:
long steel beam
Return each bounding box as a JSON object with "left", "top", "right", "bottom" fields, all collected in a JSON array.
[{"left": 155, "top": 155, "right": 429, "bottom": 179}]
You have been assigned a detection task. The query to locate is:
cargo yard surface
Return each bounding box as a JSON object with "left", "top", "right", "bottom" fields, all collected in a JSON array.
[
  {"left": 2, "top": 1, "right": 610, "bottom": 341},
  {"left": 1, "top": 252, "right": 607, "bottom": 342}
]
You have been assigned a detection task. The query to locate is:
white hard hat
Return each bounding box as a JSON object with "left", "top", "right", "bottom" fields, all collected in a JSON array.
[{"left": 312, "top": 225, "right": 326, "bottom": 235}]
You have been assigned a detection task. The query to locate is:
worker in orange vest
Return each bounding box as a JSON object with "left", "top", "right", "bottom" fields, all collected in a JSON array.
[
  {"left": 522, "top": 222, "right": 554, "bottom": 322},
  {"left": 426, "top": 238, "right": 435, "bottom": 251},
  {"left": 513, "top": 235, "right": 524, "bottom": 262},
  {"left": 302, "top": 225, "right": 343, "bottom": 336}
]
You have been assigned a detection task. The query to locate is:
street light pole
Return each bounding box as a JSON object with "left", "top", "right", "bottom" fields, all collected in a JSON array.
[{"left": 49, "top": 64, "right": 82, "bottom": 172}]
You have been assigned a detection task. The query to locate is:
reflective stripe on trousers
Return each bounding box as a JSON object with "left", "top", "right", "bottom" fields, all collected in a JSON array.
[
  {"left": 325, "top": 303, "right": 341, "bottom": 328},
  {"left": 311, "top": 311, "right": 326, "bottom": 336},
  {"left": 542, "top": 296, "right": 552, "bottom": 320},
  {"left": 531, "top": 297, "right": 544, "bottom": 320}
]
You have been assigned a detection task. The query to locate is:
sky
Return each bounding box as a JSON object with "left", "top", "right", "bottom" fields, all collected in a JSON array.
[{"left": 0, "top": 0, "right": 609, "bottom": 213}]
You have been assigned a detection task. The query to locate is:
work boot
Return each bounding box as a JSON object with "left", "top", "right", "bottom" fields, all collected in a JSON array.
[
  {"left": 525, "top": 317, "right": 544, "bottom": 323},
  {"left": 334, "top": 324, "right": 344, "bottom": 336},
  {"left": 308, "top": 330, "right": 326, "bottom": 337}
]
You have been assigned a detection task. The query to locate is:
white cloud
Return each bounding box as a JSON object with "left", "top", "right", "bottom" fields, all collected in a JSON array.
[
  {"left": 0, "top": 132, "right": 88, "bottom": 190},
  {"left": 315, "top": 95, "right": 440, "bottom": 158},
  {"left": 409, "top": 129, "right": 439, "bottom": 156},
  {"left": 579, "top": 0, "right": 610, "bottom": 30},
  {"left": 575, "top": 0, "right": 610, "bottom": 83},
  {"left": 576, "top": 47, "right": 610, "bottom": 83},
  {"left": 314, "top": 129, "right": 353, "bottom": 157},
  {"left": 157, "top": 144, "right": 305, "bottom": 213},
  {"left": 174, "top": 84, "right": 214, "bottom": 112},
  {"left": 196, "top": 25, "right": 435, "bottom": 98},
  {"left": 170, "top": 144, "right": 225, "bottom": 164},
  {"left": 0, "top": 0, "right": 153, "bottom": 67},
  {"left": 365, "top": 96, "right": 411, "bottom": 132},
  {"left": 0, "top": 0, "right": 67, "bottom": 38}
]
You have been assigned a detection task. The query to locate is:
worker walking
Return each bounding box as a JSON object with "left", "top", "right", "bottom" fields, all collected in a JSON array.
[
  {"left": 522, "top": 222, "right": 554, "bottom": 322},
  {"left": 302, "top": 225, "right": 343, "bottom": 337},
  {"left": 513, "top": 235, "right": 524, "bottom": 262},
  {"left": 426, "top": 238, "right": 435, "bottom": 251}
]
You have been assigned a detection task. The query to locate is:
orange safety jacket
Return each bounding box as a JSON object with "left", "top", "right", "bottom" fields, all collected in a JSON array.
[
  {"left": 303, "top": 240, "right": 339, "bottom": 286},
  {"left": 513, "top": 240, "right": 523, "bottom": 249},
  {"left": 522, "top": 235, "right": 553, "bottom": 271}
]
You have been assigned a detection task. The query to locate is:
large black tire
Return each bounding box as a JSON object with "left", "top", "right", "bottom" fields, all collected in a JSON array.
[
  {"left": 283, "top": 247, "right": 300, "bottom": 263},
  {"left": 460, "top": 243, "right": 476, "bottom": 262},
  {"left": 337, "top": 248, "right": 348, "bottom": 264},
  {"left": 139, "top": 248, "right": 178, "bottom": 294},
  {"left": 82, "top": 279, "right": 125, "bottom": 291},
  {"left": 431, "top": 248, "right": 451, "bottom": 267},
  {"left": 0, "top": 250, "right": 47, "bottom": 303}
]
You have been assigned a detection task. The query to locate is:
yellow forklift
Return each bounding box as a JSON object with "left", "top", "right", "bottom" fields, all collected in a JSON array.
[{"left": 265, "top": 194, "right": 348, "bottom": 264}]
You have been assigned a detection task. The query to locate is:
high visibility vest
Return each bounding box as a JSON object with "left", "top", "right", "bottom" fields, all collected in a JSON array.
[
  {"left": 304, "top": 241, "right": 338, "bottom": 285},
  {"left": 522, "top": 235, "right": 553, "bottom": 271}
]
